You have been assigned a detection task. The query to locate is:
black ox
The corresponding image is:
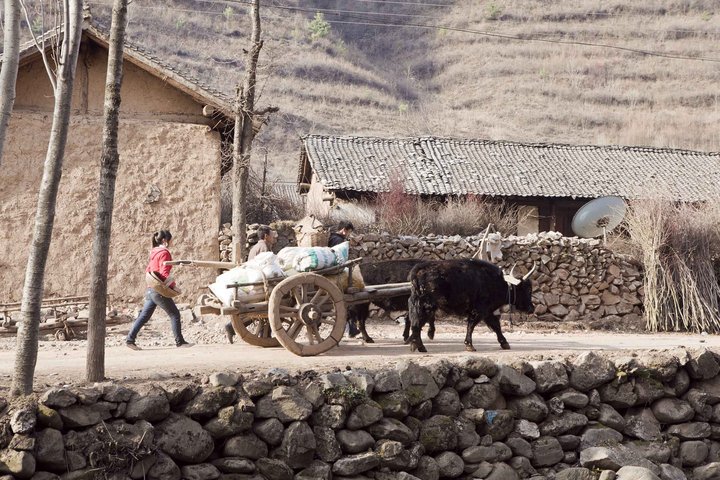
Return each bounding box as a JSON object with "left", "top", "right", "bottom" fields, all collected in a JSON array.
[{"left": 407, "top": 259, "right": 536, "bottom": 353}]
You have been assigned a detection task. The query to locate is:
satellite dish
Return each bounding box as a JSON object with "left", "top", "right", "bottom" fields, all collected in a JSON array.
[{"left": 572, "top": 196, "right": 626, "bottom": 242}]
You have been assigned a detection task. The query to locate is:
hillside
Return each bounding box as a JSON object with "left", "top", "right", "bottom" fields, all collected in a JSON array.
[{"left": 28, "top": 0, "right": 720, "bottom": 179}]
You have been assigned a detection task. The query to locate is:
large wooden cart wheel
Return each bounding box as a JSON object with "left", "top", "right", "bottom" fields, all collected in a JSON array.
[
  {"left": 230, "top": 314, "right": 281, "bottom": 348},
  {"left": 268, "top": 273, "right": 346, "bottom": 356}
]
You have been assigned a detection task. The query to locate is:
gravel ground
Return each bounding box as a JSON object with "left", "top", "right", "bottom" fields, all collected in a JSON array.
[{"left": 1, "top": 304, "right": 718, "bottom": 394}]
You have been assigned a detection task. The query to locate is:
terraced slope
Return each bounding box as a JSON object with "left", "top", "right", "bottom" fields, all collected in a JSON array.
[{"left": 23, "top": 0, "right": 720, "bottom": 178}]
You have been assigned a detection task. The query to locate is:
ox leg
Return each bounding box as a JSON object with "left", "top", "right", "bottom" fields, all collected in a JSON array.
[
  {"left": 356, "top": 303, "right": 374, "bottom": 343},
  {"left": 407, "top": 294, "right": 428, "bottom": 353},
  {"left": 427, "top": 318, "right": 436, "bottom": 340},
  {"left": 346, "top": 307, "right": 360, "bottom": 338},
  {"left": 485, "top": 313, "right": 510, "bottom": 350},
  {"left": 403, "top": 316, "right": 411, "bottom": 344},
  {"left": 464, "top": 312, "right": 482, "bottom": 352}
]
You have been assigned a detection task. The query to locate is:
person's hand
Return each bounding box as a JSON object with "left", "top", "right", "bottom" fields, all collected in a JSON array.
[{"left": 172, "top": 284, "right": 183, "bottom": 295}]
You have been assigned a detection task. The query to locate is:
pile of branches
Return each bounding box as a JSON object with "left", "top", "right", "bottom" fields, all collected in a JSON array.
[{"left": 625, "top": 198, "right": 720, "bottom": 333}]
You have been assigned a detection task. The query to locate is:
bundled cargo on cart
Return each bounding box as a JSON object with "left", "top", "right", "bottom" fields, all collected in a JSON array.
[{"left": 167, "top": 241, "right": 409, "bottom": 356}]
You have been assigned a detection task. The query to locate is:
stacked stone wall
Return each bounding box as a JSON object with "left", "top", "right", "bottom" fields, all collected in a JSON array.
[
  {"left": 216, "top": 229, "right": 644, "bottom": 324},
  {"left": 3, "top": 350, "right": 720, "bottom": 479},
  {"left": 218, "top": 222, "right": 298, "bottom": 263},
  {"left": 349, "top": 232, "right": 644, "bottom": 326}
]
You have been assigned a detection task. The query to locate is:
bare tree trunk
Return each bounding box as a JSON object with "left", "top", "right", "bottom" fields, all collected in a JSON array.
[
  {"left": 0, "top": 0, "right": 22, "bottom": 166},
  {"left": 231, "top": 0, "right": 262, "bottom": 263},
  {"left": 11, "top": 0, "right": 84, "bottom": 397},
  {"left": 86, "top": 0, "right": 128, "bottom": 382}
]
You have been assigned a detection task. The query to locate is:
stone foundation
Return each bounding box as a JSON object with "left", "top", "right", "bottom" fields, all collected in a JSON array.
[{"left": 3, "top": 349, "right": 720, "bottom": 479}]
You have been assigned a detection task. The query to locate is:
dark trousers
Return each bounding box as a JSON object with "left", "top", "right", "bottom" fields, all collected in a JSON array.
[{"left": 127, "top": 288, "right": 184, "bottom": 346}]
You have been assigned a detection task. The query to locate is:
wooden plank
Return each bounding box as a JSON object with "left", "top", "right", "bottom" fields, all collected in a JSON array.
[
  {"left": 1, "top": 295, "right": 90, "bottom": 309},
  {"left": 165, "top": 259, "right": 234, "bottom": 269},
  {"left": 363, "top": 282, "right": 411, "bottom": 291},
  {"left": 345, "top": 286, "right": 412, "bottom": 305},
  {"left": 0, "top": 315, "right": 130, "bottom": 337},
  {"left": 235, "top": 302, "right": 271, "bottom": 314}
]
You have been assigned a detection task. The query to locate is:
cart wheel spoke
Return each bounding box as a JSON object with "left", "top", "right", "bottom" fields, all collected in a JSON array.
[
  {"left": 230, "top": 314, "right": 280, "bottom": 348},
  {"left": 279, "top": 306, "right": 300, "bottom": 319},
  {"left": 291, "top": 286, "right": 304, "bottom": 305},
  {"left": 287, "top": 319, "right": 304, "bottom": 339},
  {"left": 301, "top": 284, "right": 309, "bottom": 303},
  {"left": 311, "top": 290, "right": 330, "bottom": 308},
  {"left": 307, "top": 324, "right": 322, "bottom": 344}
]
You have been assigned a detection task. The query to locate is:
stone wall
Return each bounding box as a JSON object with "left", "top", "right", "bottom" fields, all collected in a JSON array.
[
  {"left": 220, "top": 228, "right": 644, "bottom": 325},
  {"left": 3, "top": 350, "right": 720, "bottom": 479},
  {"left": 349, "top": 232, "right": 644, "bottom": 326},
  {"left": 218, "top": 222, "right": 298, "bottom": 263}
]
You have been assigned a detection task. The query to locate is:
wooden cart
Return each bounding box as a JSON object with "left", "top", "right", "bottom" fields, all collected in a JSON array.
[{"left": 167, "top": 258, "right": 410, "bottom": 356}]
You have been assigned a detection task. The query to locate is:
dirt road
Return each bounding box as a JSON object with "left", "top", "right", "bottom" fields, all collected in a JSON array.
[{"left": 0, "top": 316, "right": 717, "bottom": 389}]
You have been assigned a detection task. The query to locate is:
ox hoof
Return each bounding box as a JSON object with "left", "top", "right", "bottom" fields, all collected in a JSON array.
[
  {"left": 500, "top": 342, "right": 511, "bottom": 350},
  {"left": 364, "top": 337, "right": 375, "bottom": 344},
  {"left": 427, "top": 330, "right": 435, "bottom": 340},
  {"left": 403, "top": 337, "right": 410, "bottom": 344},
  {"left": 465, "top": 344, "right": 476, "bottom": 352},
  {"left": 410, "top": 342, "right": 427, "bottom": 353}
]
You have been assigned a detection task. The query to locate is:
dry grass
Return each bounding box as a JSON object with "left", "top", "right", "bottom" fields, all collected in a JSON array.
[
  {"left": 325, "top": 178, "right": 522, "bottom": 237},
  {"left": 624, "top": 197, "right": 720, "bottom": 333},
  {"left": 11, "top": 0, "right": 720, "bottom": 180}
]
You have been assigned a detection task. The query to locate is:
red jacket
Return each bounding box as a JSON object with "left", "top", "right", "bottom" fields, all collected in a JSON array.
[{"left": 146, "top": 246, "right": 175, "bottom": 287}]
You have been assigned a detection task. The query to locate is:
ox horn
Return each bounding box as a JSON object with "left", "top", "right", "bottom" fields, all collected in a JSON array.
[
  {"left": 522, "top": 262, "right": 538, "bottom": 281},
  {"left": 503, "top": 262, "right": 521, "bottom": 286}
]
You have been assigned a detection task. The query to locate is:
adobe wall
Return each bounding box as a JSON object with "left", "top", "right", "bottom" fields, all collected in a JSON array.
[
  {"left": 2, "top": 349, "right": 720, "bottom": 479},
  {"left": 15, "top": 39, "right": 208, "bottom": 121},
  {"left": 0, "top": 112, "right": 220, "bottom": 303}
]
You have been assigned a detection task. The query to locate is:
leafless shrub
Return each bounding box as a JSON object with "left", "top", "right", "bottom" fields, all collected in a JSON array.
[
  {"left": 325, "top": 178, "right": 523, "bottom": 237},
  {"left": 625, "top": 197, "right": 720, "bottom": 332},
  {"left": 221, "top": 172, "right": 304, "bottom": 225}
]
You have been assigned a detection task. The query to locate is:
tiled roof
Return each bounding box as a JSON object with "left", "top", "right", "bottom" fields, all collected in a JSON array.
[
  {"left": 300, "top": 135, "right": 720, "bottom": 201},
  {"left": 270, "top": 181, "right": 304, "bottom": 205},
  {"left": 9, "top": 21, "right": 232, "bottom": 115}
]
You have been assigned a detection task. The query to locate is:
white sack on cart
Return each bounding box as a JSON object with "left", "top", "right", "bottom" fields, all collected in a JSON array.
[
  {"left": 276, "top": 247, "right": 306, "bottom": 270},
  {"left": 246, "top": 252, "right": 285, "bottom": 278},
  {"left": 208, "top": 253, "right": 284, "bottom": 307},
  {"left": 291, "top": 241, "right": 350, "bottom": 273}
]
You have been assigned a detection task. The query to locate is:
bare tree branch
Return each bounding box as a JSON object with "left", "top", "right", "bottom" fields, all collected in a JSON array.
[
  {"left": 253, "top": 106, "right": 279, "bottom": 115},
  {"left": 19, "top": 0, "right": 57, "bottom": 91}
]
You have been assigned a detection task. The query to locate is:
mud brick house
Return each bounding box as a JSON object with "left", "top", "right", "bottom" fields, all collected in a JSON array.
[
  {"left": 297, "top": 135, "right": 720, "bottom": 235},
  {"left": 0, "top": 20, "right": 235, "bottom": 302}
]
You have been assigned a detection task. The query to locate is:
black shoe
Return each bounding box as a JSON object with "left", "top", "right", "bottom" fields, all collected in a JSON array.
[
  {"left": 177, "top": 340, "right": 194, "bottom": 348},
  {"left": 126, "top": 342, "right": 141, "bottom": 351},
  {"left": 224, "top": 323, "right": 235, "bottom": 344}
]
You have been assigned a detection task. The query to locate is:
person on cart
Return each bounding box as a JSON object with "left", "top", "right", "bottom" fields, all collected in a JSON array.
[
  {"left": 224, "top": 226, "right": 278, "bottom": 343},
  {"left": 328, "top": 221, "right": 354, "bottom": 248}
]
